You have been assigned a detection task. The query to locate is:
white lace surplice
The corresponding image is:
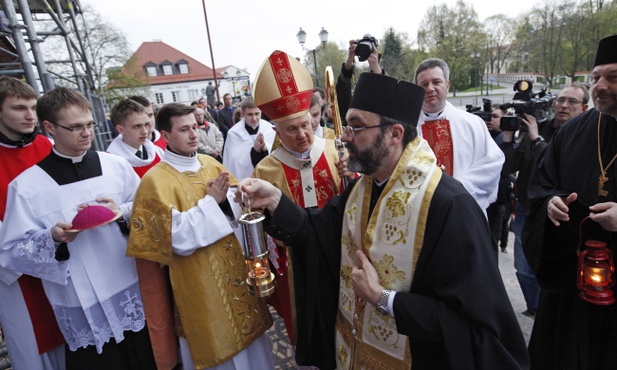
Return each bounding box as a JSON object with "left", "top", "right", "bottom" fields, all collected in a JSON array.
[{"left": 0, "top": 154, "right": 144, "bottom": 353}]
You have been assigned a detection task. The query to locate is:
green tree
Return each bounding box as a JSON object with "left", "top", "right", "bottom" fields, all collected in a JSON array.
[
  {"left": 588, "top": 0, "right": 617, "bottom": 68},
  {"left": 558, "top": 1, "right": 598, "bottom": 81},
  {"left": 39, "top": 5, "right": 139, "bottom": 94},
  {"left": 417, "top": 0, "right": 484, "bottom": 95},
  {"left": 484, "top": 14, "right": 514, "bottom": 78},
  {"left": 299, "top": 41, "right": 345, "bottom": 87},
  {"left": 507, "top": 18, "right": 535, "bottom": 73},
  {"left": 528, "top": 1, "right": 574, "bottom": 86},
  {"left": 104, "top": 56, "right": 151, "bottom": 105},
  {"left": 380, "top": 28, "right": 406, "bottom": 79}
]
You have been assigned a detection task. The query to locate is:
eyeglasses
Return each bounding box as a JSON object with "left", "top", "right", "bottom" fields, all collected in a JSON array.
[
  {"left": 555, "top": 98, "right": 582, "bottom": 106},
  {"left": 53, "top": 121, "right": 97, "bottom": 133},
  {"left": 342, "top": 124, "right": 391, "bottom": 139}
]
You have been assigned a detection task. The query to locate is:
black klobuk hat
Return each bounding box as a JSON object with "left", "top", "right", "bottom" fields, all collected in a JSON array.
[
  {"left": 594, "top": 34, "right": 617, "bottom": 67},
  {"left": 349, "top": 73, "right": 425, "bottom": 126}
]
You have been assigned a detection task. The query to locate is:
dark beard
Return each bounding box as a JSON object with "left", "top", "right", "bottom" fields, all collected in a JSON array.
[{"left": 346, "top": 131, "right": 389, "bottom": 175}]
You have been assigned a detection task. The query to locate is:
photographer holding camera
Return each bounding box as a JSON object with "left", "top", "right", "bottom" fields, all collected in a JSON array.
[
  {"left": 501, "top": 82, "right": 589, "bottom": 318},
  {"left": 336, "top": 35, "right": 385, "bottom": 125}
]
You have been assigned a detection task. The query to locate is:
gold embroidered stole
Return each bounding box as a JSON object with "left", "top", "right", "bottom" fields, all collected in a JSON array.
[
  {"left": 421, "top": 119, "right": 454, "bottom": 175},
  {"left": 337, "top": 138, "right": 442, "bottom": 370},
  {"left": 128, "top": 155, "right": 272, "bottom": 368}
]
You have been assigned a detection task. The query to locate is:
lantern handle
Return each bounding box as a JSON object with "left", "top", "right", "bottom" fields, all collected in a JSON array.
[
  {"left": 576, "top": 215, "right": 593, "bottom": 254},
  {"left": 240, "top": 191, "right": 252, "bottom": 215}
]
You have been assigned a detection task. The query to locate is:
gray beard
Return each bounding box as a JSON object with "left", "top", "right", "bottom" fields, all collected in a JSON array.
[{"left": 594, "top": 95, "right": 617, "bottom": 117}]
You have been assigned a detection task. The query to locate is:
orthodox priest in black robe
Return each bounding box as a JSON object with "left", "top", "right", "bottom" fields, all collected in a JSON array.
[
  {"left": 524, "top": 34, "right": 617, "bottom": 370},
  {"left": 237, "top": 73, "right": 528, "bottom": 370}
]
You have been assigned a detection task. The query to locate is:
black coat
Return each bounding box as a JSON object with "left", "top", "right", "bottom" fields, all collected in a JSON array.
[
  {"left": 525, "top": 109, "right": 617, "bottom": 370},
  {"left": 267, "top": 173, "right": 529, "bottom": 370}
]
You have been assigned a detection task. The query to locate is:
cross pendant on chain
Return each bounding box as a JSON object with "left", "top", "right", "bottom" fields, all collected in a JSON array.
[{"left": 599, "top": 174, "right": 609, "bottom": 197}]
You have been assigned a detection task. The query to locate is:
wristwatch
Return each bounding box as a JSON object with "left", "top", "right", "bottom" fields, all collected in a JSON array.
[
  {"left": 375, "top": 289, "right": 391, "bottom": 316},
  {"left": 532, "top": 136, "right": 545, "bottom": 145}
]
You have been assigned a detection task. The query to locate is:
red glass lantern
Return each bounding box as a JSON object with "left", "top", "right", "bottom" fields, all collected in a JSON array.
[{"left": 577, "top": 240, "right": 615, "bottom": 305}]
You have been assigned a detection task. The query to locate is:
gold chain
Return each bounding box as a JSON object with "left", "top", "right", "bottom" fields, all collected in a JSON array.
[{"left": 597, "top": 113, "right": 617, "bottom": 197}]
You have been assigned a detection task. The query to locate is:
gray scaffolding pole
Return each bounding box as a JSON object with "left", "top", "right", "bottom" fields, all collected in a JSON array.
[
  {"left": 16, "top": 0, "right": 55, "bottom": 91},
  {"left": 38, "top": 0, "right": 84, "bottom": 91},
  {"left": 65, "top": 0, "right": 95, "bottom": 92},
  {"left": 1, "top": 0, "right": 40, "bottom": 94}
]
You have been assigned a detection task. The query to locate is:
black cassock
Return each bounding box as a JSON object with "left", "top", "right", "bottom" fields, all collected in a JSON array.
[
  {"left": 525, "top": 108, "right": 617, "bottom": 370},
  {"left": 266, "top": 174, "right": 528, "bottom": 370}
]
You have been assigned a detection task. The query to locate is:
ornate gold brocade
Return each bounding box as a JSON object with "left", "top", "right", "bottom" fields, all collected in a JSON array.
[
  {"left": 337, "top": 138, "right": 442, "bottom": 369},
  {"left": 127, "top": 155, "right": 272, "bottom": 369},
  {"left": 421, "top": 119, "right": 454, "bottom": 175}
]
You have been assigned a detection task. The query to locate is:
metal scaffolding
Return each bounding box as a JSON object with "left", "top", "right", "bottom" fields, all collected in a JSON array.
[{"left": 0, "top": 0, "right": 113, "bottom": 150}]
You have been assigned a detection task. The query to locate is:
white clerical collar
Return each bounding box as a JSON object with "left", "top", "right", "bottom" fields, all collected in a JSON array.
[
  {"left": 163, "top": 149, "right": 200, "bottom": 172},
  {"left": 53, "top": 147, "right": 87, "bottom": 163},
  {"left": 281, "top": 143, "right": 311, "bottom": 159},
  {"left": 423, "top": 110, "right": 443, "bottom": 119},
  {"left": 374, "top": 177, "right": 390, "bottom": 187}
]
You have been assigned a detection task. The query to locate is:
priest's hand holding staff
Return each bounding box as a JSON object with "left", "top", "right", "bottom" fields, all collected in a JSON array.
[{"left": 335, "top": 152, "right": 355, "bottom": 184}]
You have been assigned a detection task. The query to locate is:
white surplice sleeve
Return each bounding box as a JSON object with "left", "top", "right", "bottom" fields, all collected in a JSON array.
[
  {"left": 0, "top": 183, "right": 69, "bottom": 285},
  {"left": 170, "top": 189, "right": 236, "bottom": 256},
  {"left": 10, "top": 229, "right": 69, "bottom": 285},
  {"left": 454, "top": 118, "right": 504, "bottom": 210},
  {"left": 447, "top": 103, "right": 505, "bottom": 211}
]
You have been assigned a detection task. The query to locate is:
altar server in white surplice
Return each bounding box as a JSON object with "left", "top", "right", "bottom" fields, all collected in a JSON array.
[{"left": 0, "top": 87, "right": 156, "bottom": 370}]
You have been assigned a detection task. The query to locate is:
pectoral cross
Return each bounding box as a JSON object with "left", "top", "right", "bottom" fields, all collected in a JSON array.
[{"left": 599, "top": 174, "right": 609, "bottom": 197}]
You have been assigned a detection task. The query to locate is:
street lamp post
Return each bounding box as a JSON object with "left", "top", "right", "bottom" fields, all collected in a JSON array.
[
  {"left": 223, "top": 70, "right": 243, "bottom": 101},
  {"left": 234, "top": 70, "right": 241, "bottom": 99},
  {"left": 485, "top": 64, "right": 490, "bottom": 96},
  {"left": 296, "top": 27, "right": 328, "bottom": 87},
  {"left": 471, "top": 52, "right": 480, "bottom": 104}
]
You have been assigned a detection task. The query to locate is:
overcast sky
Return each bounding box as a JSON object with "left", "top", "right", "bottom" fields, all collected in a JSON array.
[{"left": 81, "top": 0, "right": 542, "bottom": 77}]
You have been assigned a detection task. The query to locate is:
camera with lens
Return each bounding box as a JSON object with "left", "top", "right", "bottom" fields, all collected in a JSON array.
[
  {"left": 354, "top": 34, "right": 379, "bottom": 62},
  {"left": 499, "top": 80, "right": 555, "bottom": 132},
  {"left": 466, "top": 98, "right": 493, "bottom": 122}
]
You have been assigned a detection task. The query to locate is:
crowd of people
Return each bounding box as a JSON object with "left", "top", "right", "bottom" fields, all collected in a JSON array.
[{"left": 0, "top": 33, "right": 616, "bottom": 370}]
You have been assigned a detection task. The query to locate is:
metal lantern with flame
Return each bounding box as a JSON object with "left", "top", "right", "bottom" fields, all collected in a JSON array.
[
  {"left": 238, "top": 211, "right": 276, "bottom": 298},
  {"left": 577, "top": 240, "right": 615, "bottom": 305}
]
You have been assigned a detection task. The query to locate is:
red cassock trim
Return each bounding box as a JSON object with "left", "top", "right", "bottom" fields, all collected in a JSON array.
[
  {"left": 19, "top": 275, "right": 65, "bottom": 353},
  {"left": 0, "top": 137, "right": 64, "bottom": 353},
  {"left": 421, "top": 119, "right": 454, "bottom": 176},
  {"left": 134, "top": 154, "right": 162, "bottom": 178},
  {"left": 153, "top": 137, "right": 167, "bottom": 151}
]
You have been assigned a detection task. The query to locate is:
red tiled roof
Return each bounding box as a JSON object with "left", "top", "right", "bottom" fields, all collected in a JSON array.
[{"left": 126, "top": 41, "right": 224, "bottom": 84}]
